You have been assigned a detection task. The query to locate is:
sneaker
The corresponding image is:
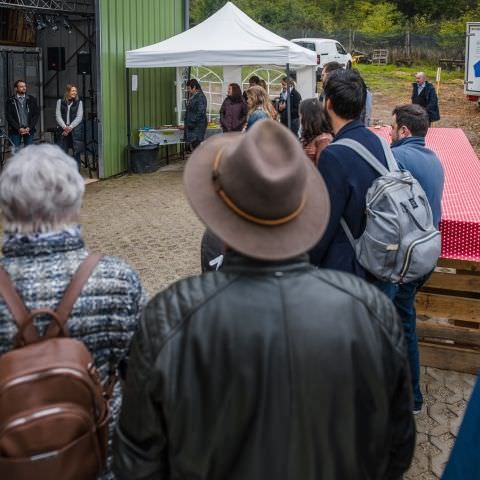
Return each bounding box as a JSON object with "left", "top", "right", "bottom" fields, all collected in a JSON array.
[{"left": 413, "top": 408, "right": 422, "bottom": 415}]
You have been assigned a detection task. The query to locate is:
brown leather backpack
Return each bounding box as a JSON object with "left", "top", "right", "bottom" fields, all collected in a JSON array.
[{"left": 0, "top": 254, "right": 111, "bottom": 480}]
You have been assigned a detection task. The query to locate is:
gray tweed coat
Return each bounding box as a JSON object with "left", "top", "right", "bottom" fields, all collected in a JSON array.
[{"left": 0, "top": 230, "right": 147, "bottom": 479}]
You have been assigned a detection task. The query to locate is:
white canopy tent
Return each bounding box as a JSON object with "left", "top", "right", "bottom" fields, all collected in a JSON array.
[
  {"left": 126, "top": 2, "right": 316, "bottom": 68},
  {"left": 125, "top": 2, "right": 317, "bottom": 139}
]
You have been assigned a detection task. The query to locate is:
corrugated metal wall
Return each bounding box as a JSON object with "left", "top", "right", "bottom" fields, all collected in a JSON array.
[
  {"left": 37, "top": 18, "right": 96, "bottom": 134},
  {"left": 97, "top": 0, "right": 184, "bottom": 178}
]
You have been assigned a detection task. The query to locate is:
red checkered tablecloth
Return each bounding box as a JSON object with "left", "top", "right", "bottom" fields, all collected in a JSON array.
[{"left": 372, "top": 127, "right": 480, "bottom": 262}]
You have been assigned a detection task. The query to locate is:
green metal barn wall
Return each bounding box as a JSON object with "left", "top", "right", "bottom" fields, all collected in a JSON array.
[{"left": 98, "top": 0, "right": 184, "bottom": 178}]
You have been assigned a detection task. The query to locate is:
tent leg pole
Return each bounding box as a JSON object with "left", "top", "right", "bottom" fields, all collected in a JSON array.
[
  {"left": 286, "top": 63, "right": 291, "bottom": 131},
  {"left": 126, "top": 68, "right": 132, "bottom": 173}
]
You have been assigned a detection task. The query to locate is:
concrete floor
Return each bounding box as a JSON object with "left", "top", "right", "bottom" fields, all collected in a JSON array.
[{"left": 80, "top": 161, "right": 476, "bottom": 479}]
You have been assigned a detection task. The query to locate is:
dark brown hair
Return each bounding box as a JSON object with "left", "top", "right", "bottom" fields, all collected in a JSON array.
[
  {"left": 248, "top": 75, "right": 260, "bottom": 85},
  {"left": 392, "top": 104, "right": 429, "bottom": 137},
  {"left": 14, "top": 80, "right": 26, "bottom": 89},
  {"left": 187, "top": 78, "right": 201, "bottom": 91},
  {"left": 229, "top": 83, "right": 242, "bottom": 98},
  {"left": 300, "top": 98, "right": 332, "bottom": 145},
  {"left": 323, "top": 61, "right": 342, "bottom": 74}
]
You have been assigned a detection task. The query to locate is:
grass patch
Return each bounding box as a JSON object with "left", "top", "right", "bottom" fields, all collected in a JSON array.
[{"left": 356, "top": 64, "right": 464, "bottom": 96}]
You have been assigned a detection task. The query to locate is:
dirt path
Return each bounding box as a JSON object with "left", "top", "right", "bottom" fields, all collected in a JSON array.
[{"left": 372, "top": 83, "right": 480, "bottom": 156}]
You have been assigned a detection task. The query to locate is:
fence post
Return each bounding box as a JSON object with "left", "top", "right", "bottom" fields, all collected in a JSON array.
[
  {"left": 405, "top": 28, "right": 411, "bottom": 58},
  {"left": 348, "top": 29, "right": 352, "bottom": 51}
]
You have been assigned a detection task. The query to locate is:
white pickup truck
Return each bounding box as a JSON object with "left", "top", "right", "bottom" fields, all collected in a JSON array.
[{"left": 465, "top": 22, "right": 480, "bottom": 106}]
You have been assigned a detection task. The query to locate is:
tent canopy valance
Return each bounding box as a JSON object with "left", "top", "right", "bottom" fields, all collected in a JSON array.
[{"left": 125, "top": 2, "right": 317, "bottom": 68}]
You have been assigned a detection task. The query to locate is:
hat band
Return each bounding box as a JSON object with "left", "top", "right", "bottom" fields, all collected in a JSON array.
[{"left": 212, "top": 149, "right": 306, "bottom": 227}]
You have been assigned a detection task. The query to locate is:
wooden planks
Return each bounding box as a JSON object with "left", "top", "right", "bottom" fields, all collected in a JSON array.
[
  {"left": 416, "top": 293, "right": 480, "bottom": 323},
  {"left": 417, "top": 321, "right": 480, "bottom": 347},
  {"left": 417, "top": 258, "right": 480, "bottom": 373},
  {"left": 419, "top": 342, "right": 480, "bottom": 375},
  {"left": 424, "top": 271, "right": 480, "bottom": 294}
]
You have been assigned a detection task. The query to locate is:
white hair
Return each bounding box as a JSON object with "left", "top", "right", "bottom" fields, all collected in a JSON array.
[{"left": 0, "top": 144, "right": 85, "bottom": 233}]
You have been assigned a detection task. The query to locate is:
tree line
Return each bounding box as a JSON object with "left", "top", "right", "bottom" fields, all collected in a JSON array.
[{"left": 191, "top": 0, "right": 480, "bottom": 38}]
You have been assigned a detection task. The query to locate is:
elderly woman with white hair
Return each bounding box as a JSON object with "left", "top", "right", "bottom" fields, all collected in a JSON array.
[{"left": 0, "top": 144, "right": 146, "bottom": 479}]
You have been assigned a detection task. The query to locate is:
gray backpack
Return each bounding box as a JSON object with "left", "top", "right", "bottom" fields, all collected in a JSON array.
[{"left": 332, "top": 137, "right": 441, "bottom": 284}]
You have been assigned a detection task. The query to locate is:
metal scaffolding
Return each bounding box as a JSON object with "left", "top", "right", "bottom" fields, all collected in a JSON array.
[{"left": 0, "top": 0, "right": 93, "bottom": 14}]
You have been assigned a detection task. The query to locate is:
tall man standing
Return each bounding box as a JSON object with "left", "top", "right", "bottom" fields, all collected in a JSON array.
[
  {"left": 310, "top": 69, "right": 390, "bottom": 290},
  {"left": 411, "top": 72, "right": 440, "bottom": 125},
  {"left": 5, "top": 80, "right": 39, "bottom": 150},
  {"left": 390, "top": 104, "right": 445, "bottom": 414}
]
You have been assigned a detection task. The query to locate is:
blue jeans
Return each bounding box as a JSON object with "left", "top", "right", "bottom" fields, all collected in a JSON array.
[
  {"left": 375, "top": 276, "right": 429, "bottom": 410},
  {"left": 10, "top": 131, "right": 34, "bottom": 151}
]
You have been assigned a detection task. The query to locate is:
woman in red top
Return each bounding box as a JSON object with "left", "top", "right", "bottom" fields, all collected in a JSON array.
[{"left": 299, "top": 98, "right": 333, "bottom": 166}]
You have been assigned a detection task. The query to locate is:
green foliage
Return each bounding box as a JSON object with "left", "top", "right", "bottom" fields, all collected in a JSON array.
[
  {"left": 357, "top": 2, "right": 404, "bottom": 34},
  {"left": 190, "top": 0, "right": 479, "bottom": 41}
]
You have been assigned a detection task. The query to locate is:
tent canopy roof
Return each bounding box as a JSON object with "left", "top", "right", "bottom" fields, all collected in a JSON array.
[{"left": 125, "top": 2, "right": 316, "bottom": 68}]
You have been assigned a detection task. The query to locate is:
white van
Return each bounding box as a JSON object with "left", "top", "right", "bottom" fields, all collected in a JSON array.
[{"left": 290, "top": 38, "right": 352, "bottom": 80}]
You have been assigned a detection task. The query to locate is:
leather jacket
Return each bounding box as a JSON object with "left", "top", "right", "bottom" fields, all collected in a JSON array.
[{"left": 113, "top": 252, "right": 415, "bottom": 480}]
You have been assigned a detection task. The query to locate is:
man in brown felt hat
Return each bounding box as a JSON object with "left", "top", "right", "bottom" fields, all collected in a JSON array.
[{"left": 113, "top": 120, "right": 415, "bottom": 480}]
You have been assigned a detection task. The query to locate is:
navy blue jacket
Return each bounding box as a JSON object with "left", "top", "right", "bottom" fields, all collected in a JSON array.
[
  {"left": 411, "top": 82, "right": 440, "bottom": 123},
  {"left": 185, "top": 91, "right": 207, "bottom": 143},
  {"left": 391, "top": 136, "right": 445, "bottom": 228},
  {"left": 310, "top": 120, "right": 389, "bottom": 280}
]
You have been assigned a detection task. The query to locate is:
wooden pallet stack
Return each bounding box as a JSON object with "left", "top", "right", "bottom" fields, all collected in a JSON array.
[{"left": 417, "top": 258, "right": 480, "bottom": 374}]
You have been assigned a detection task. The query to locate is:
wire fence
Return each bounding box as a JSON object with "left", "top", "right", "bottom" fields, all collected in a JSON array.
[{"left": 282, "top": 30, "right": 466, "bottom": 64}]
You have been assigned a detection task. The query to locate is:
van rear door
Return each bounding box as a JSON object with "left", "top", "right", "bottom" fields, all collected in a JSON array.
[
  {"left": 317, "top": 41, "right": 336, "bottom": 66},
  {"left": 465, "top": 22, "right": 480, "bottom": 97}
]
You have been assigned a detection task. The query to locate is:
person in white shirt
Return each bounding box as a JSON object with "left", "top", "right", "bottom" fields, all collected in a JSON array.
[{"left": 56, "top": 84, "right": 84, "bottom": 171}]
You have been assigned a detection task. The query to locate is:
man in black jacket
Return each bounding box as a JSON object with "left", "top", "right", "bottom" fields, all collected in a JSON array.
[
  {"left": 113, "top": 120, "right": 415, "bottom": 480},
  {"left": 5, "top": 80, "right": 39, "bottom": 150},
  {"left": 411, "top": 72, "right": 440, "bottom": 124},
  {"left": 277, "top": 76, "right": 302, "bottom": 135}
]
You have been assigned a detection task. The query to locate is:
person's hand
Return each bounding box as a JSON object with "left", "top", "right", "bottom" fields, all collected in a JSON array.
[{"left": 278, "top": 103, "right": 286, "bottom": 112}]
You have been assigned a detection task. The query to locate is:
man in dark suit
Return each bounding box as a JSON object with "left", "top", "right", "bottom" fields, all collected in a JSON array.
[
  {"left": 411, "top": 72, "right": 440, "bottom": 124},
  {"left": 5, "top": 80, "right": 39, "bottom": 151},
  {"left": 310, "top": 69, "right": 393, "bottom": 294},
  {"left": 277, "top": 76, "right": 301, "bottom": 136}
]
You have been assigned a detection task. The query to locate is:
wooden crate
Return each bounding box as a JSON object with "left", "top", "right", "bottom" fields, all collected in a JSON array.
[
  {"left": 417, "top": 258, "right": 480, "bottom": 374},
  {"left": 372, "top": 49, "right": 389, "bottom": 65}
]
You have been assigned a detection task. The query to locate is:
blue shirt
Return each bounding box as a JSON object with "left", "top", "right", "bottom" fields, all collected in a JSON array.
[
  {"left": 310, "top": 119, "right": 389, "bottom": 279},
  {"left": 246, "top": 109, "right": 269, "bottom": 130},
  {"left": 391, "top": 136, "right": 445, "bottom": 228}
]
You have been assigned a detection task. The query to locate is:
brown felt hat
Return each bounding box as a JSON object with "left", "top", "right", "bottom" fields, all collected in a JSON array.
[{"left": 184, "top": 120, "right": 330, "bottom": 260}]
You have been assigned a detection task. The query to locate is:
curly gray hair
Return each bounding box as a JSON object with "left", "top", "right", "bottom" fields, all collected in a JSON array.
[{"left": 0, "top": 144, "right": 84, "bottom": 233}]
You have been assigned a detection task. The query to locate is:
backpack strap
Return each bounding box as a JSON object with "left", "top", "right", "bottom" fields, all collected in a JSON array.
[
  {"left": 332, "top": 137, "right": 398, "bottom": 174},
  {"left": 339, "top": 217, "right": 357, "bottom": 251},
  {"left": 330, "top": 137, "right": 398, "bottom": 251},
  {"left": 0, "top": 267, "right": 39, "bottom": 344},
  {"left": 45, "top": 254, "right": 103, "bottom": 338},
  {"left": 378, "top": 136, "right": 399, "bottom": 172}
]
